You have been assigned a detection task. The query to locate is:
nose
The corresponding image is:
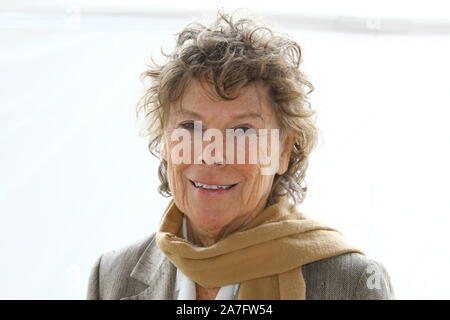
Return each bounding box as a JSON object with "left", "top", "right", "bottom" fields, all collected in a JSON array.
[
  {"left": 194, "top": 142, "right": 226, "bottom": 168},
  {"left": 206, "top": 160, "right": 225, "bottom": 167},
  {"left": 199, "top": 156, "right": 226, "bottom": 168}
]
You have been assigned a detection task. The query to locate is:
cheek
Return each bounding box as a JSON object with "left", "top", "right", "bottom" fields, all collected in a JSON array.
[
  {"left": 165, "top": 141, "right": 190, "bottom": 196},
  {"left": 236, "top": 164, "right": 274, "bottom": 194},
  {"left": 167, "top": 163, "right": 187, "bottom": 190},
  {"left": 165, "top": 137, "right": 187, "bottom": 187}
]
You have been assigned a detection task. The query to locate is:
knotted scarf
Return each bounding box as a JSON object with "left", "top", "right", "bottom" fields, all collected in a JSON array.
[{"left": 156, "top": 197, "right": 364, "bottom": 299}]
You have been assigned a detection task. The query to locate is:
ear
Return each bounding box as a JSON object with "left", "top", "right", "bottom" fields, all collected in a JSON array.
[{"left": 277, "top": 134, "right": 295, "bottom": 175}]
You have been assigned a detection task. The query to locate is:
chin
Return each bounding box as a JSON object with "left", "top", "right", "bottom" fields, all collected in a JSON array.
[{"left": 190, "top": 205, "right": 233, "bottom": 230}]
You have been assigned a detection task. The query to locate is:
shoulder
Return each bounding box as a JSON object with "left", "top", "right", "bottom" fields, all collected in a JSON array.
[
  {"left": 86, "top": 233, "right": 156, "bottom": 300},
  {"left": 99, "top": 234, "right": 155, "bottom": 277},
  {"left": 302, "top": 252, "right": 395, "bottom": 300}
]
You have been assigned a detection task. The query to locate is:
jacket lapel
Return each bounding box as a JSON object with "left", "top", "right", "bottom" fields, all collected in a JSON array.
[{"left": 120, "top": 235, "right": 177, "bottom": 300}]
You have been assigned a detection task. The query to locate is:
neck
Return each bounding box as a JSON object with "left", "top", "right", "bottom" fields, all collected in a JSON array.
[{"left": 185, "top": 197, "right": 270, "bottom": 247}]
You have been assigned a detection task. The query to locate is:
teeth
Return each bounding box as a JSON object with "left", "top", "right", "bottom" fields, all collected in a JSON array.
[{"left": 193, "top": 182, "right": 234, "bottom": 190}]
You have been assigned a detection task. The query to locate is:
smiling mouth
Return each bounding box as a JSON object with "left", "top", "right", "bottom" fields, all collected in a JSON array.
[{"left": 189, "top": 180, "right": 238, "bottom": 190}]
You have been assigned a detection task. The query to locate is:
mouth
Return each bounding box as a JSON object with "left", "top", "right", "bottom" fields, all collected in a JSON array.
[{"left": 189, "top": 179, "right": 238, "bottom": 192}]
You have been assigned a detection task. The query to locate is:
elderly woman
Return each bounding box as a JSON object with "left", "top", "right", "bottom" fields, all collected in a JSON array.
[{"left": 87, "top": 10, "right": 395, "bottom": 300}]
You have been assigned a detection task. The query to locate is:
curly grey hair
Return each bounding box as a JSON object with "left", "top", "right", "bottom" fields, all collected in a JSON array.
[{"left": 136, "top": 9, "right": 318, "bottom": 206}]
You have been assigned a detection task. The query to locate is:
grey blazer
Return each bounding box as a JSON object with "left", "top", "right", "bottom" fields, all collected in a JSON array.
[{"left": 87, "top": 233, "right": 395, "bottom": 300}]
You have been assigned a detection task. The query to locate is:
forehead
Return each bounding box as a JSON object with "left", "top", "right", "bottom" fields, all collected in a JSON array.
[{"left": 173, "top": 79, "right": 274, "bottom": 119}]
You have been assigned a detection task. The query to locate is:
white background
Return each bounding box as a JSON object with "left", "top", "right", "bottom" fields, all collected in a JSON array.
[{"left": 1, "top": 0, "right": 449, "bottom": 299}]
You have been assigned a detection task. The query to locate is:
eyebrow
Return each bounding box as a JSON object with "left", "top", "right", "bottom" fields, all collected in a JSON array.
[{"left": 176, "top": 110, "right": 264, "bottom": 123}]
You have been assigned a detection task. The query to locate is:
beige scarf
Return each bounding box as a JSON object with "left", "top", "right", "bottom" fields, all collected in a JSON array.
[{"left": 156, "top": 197, "right": 364, "bottom": 299}]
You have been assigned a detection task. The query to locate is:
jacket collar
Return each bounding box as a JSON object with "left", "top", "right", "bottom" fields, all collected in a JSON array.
[{"left": 121, "top": 235, "right": 177, "bottom": 300}]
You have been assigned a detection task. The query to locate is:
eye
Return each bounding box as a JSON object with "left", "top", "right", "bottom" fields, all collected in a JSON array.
[
  {"left": 179, "top": 121, "right": 205, "bottom": 137},
  {"left": 180, "top": 122, "right": 195, "bottom": 130},
  {"left": 234, "top": 126, "right": 255, "bottom": 135}
]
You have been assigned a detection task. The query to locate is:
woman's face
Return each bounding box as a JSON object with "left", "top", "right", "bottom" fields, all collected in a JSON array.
[{"left": 163, "top": 79, "right": 294, "bottom": 244}]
